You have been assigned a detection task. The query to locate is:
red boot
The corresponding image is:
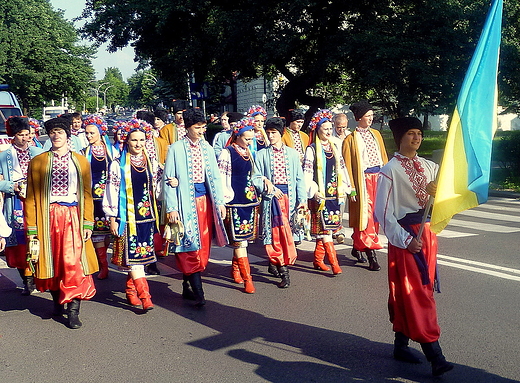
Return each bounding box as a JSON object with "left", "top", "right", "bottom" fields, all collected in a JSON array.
[
  {"left": 237, "top": 257, "right": 255, "bottom": 294},
  {"left": 313, "top": 239, "right": 330, "bottom": 271},
  {"left": 134, "top": 277, "right": 154, "bottom": 311},
  {"left": 324, "top": 241, "right": 342, "bottom": 275},
  {"left": 125, "top": 275, "right": 141, "bottom": 306},
  {"left": 95, "top": 247, "right": 109, "bottom": 279},
  {"left": 231, "top": 256, "right": 244, "bottom": 284}
]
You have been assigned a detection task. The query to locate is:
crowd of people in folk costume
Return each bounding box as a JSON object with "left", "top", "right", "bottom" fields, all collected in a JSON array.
[{"left": 0, "top": 101, "right": 453, "bottom": 376}]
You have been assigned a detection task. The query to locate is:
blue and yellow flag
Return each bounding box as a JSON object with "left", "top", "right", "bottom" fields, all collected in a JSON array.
[{"left": 431, "top": 0, "right": 503, "bottom": 234}]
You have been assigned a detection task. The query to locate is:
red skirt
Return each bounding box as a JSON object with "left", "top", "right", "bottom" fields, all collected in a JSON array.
[
  {"left": 5, "top": 244, "right": 28, "bottom": 270},
  {"left": 388, "top": 222, "right": 440, "bottom": 343},
  {"left": 175, "top": 195, "right": 213, "bottom": 275},
  {"left": 265, "top": 194, "right": 297, "bottom": 266},
  {"left": 352, "top": 172, "right": 383, "bottom": 250},
  {"left": 35, "top": 204, "right": 96, "bottom": 304}
]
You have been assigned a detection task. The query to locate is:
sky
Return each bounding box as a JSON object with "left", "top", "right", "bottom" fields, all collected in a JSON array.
[{"left": 50, "top": 0, "right": 138, "bottom": 80}]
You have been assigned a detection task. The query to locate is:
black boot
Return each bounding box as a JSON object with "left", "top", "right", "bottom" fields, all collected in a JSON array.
[
  {"left": 188, "top": 272, "right": 206, "bottom": 307},
  {"left": 182, "top": 274, "right": 196, "bottom": 300},
  {"left": 144, "top": 262, "right": 160, "bottom": 275},
  {"left": 366, "top": 250, "right": 381, "bottom": 271},
  {"left": 421, "top": 341, "right": 454, "bottom": 376},
  {"left": 50, "top": 290, "right": 64, "bottom": 316},
  {"left": 393, "top": 332, "right": 422, "bottom": 364},
  {"left": 18, "top": 269, "right": 35, "bottom": 296},
  {"left": 277, "top": 265, "right": 290, "bottom": 289},
  {"left": 267, "top": 262, "right": 280, "bottom": 278},
  {"left": 23, "top": 276, "right": 36, "bottom": 296},
  {"left": 351, "top": 248, "right": 367, "bottom": 263},
  {"left": 66, "top": 299, "right": 82, "bottom": 329}
]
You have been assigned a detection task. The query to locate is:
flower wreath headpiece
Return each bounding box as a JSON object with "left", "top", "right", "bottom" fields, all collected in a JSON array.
[
  {"left": 119, "top": 119, "right": 153, "bottom": 143},
  {"left": 28, "top": 118, "right": 41, "bottom": 131},
  {"left": 247, "top": 105, "right": 267, "bottom": 118},
  {"left": 83, "top": 114, "right": 108, "bottom": 136},
  {"left": 308, "top": 109, "right": 334, "bottom": 131},
  {"left": 233, "top": 117, "right": 256, "bottom": 136}
]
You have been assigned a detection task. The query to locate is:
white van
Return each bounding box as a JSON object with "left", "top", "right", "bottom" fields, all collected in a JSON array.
[
  {"left": 0, "top": 85, "right": 23, "bottom": 134},
  {"left": 42, "top": 106, "right": 68, "bottom": 121}
]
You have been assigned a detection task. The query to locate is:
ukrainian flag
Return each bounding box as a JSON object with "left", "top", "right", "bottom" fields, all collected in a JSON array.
[{"left": 430, "top": 0, "right": 503, "bottom": 234}]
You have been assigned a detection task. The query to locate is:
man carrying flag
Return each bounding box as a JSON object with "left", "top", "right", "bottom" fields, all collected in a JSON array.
[
  {"left": 375, "top": 0, "right": 503, "bottom": 376},
  {"left": 375, "top": 117, "right": 453, "bottom": 376}
]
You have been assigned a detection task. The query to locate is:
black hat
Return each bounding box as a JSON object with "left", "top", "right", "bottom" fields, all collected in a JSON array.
[
  {"left": 44, "top": 117, "right": 71, "bottom": 137},
  {"left": 265, "top": 117, "right": 285, "bottom": 136},
  {"left": 136, "top": 110, "right": 155, "bottom": 126},
  {"left": 5, "top": 116, "right": 29, "bottom": 136},
  {"left": 154, "top": 108, "right": 169, "bottom": 124},
  {"left": 227, "top": 112, "right": 244, "bottom": 124},
  {"left": 286, "top": 110, "right": 304, "bottom": 124},
  {"left": 172, "top": 100, "right": 186, "bottom": 114},
  {"left": 388, "top": 117, "right": 423, "bottom": 148},
  {"left": 183, "top": 108, "right": 206, "bottom": 128},
  {"left": 349, "top": 101, "right": 373, "bottom": 121}
]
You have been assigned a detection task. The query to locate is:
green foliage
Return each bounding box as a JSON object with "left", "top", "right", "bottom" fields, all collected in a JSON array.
[
  {"left": 100, "top": 68, "right": 129, "bottom": 110},
  {"left": 127, "top": 70, "right": 157, "bottom": 109},
  {"left": 0, "top": 0, "right": 95, "bottom": 114},
  {"left": 493, "top": 131, "right": 520, "bottom": 174},
  {"left": 81, "top": 0, "right": 520, "bottom": 119}
]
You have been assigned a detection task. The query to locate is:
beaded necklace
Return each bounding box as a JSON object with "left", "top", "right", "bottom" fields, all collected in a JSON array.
[
  {"left": 130, "top": 153, "right": 146, "bottom": 172},
  {"left": 233, "top": 143, "right": 250, "bottom": 161}
]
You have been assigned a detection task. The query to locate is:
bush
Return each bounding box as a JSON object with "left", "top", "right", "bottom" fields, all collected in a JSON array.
[
  {"left": 493, "top": 131, "right": 520, "bottom": 173},
  {"left": 491, "top": 131, "right": 520, "bottom": 191},
  {"left": 380, "top": 129, "right": 446, "bottom": 159}
]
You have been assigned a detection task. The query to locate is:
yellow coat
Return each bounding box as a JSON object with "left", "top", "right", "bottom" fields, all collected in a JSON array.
[
  {"left": 25, "top": 151, "right": 98, "bottom": 279},
  {"left": 281, "top": 129, "right": 310, "bottom": 151},
  {"left": 342, "top": 129, "right": 388, "bottom": 230},
  {"left": 158, "top": 123, "right": 179, "bottom": 147}
]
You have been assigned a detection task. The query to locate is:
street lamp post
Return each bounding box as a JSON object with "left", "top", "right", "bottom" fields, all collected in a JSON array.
[
  {"left": 101, "top": 85, "right": 114, "bottom": 112},
  {"left": 95, "top": 82, "right": 109, "bottom": 113}
]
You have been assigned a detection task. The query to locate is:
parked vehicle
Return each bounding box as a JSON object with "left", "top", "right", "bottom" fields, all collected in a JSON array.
[
  {"left": 42, "top": 105, "right": 69, "bottom": 121},
  {"left": 0, "top": 84, "right": 23, "bottom": 134}
]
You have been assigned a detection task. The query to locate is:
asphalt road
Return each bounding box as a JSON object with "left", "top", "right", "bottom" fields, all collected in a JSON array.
[{"left": 1, "top": 196, "right": 519, "bottom": 383}]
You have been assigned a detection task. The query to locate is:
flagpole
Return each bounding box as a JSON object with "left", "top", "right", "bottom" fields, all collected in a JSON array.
[
  {"left": 417, "top": 195, "right": 434, "bottom": 239},
  {"left": 418, "top": 164, "right": 441, "bottom": 239}
]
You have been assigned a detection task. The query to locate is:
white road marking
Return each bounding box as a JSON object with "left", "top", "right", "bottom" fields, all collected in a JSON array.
[
  {"left": 448, "top": 218, "right": 520, "bottom": 233},
  {"left": 437, "top": 260, "right": 520, "bottom": 281},
  {"left": 458, "top": 209, "right": 520, "bottom": 222},
  {"left": 436, "top": 229, "right": 477, "bottom": 238},
  {"left": 437, "top": 254, "right": 520, "bottom": 275}
]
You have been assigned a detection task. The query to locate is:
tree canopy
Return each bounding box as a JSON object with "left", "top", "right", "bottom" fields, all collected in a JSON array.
[
  {"left": 81, "top": 0, "right": 520, "bottom": 118},
  {"left": 0, "top": 0, "right": 95, "bottom": 113}
]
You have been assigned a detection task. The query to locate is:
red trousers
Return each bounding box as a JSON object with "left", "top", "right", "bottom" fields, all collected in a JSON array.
[
  {"left": 175, "top": 195, "right": 212, "bottom": 275},
  {"left": 388, "top": 222, "right": 440, "bottom": 343},
  {"left": 265, "top": 194, "right": 297, "bottom": 266},
  {"left": 352, "top": 172, "right": 383, "bottom": 251},
  {"left": 35, "top": 204, "right": 96, "bottom": 304}
]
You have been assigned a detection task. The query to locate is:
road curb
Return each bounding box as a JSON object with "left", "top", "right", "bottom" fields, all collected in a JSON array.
[{"left": 489, "top": 190, "right": 520, "bottom": 199}]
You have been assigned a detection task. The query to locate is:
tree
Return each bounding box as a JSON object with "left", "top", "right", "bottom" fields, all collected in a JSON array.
[
  {"left": 81, "top": 0, "right": 520, "bottom": 119},
  {"left": 100, "top": 67, "right": 129, "bottom": 111},
  {"left": 0, "top": 0, "right": 95, "bottom": 114},
  {"left": 127, "top": 70, "right": 156, "bottom": 109}
]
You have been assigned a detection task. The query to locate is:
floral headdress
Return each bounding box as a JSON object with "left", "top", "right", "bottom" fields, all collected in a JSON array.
[
  {"left": 119, "top": 119, "right": 153, "bottom": 143},
  {"left": 247, "top": 105, "right": 267, "bottom": 118},
  {"left": 308, "top": 109, "right": 334, "bottom": 131},
  {"left": 233, "top": 117, "right": 256, "bottom": 136},
  {"left": 83, "top": 114, "right": 108, "bottom": 136},
  {"left": 28, "top": 118, "right": 41, "bottom": 131},
  {"left": 112, "top": 120, "right": 126, "bottom": 135}
]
